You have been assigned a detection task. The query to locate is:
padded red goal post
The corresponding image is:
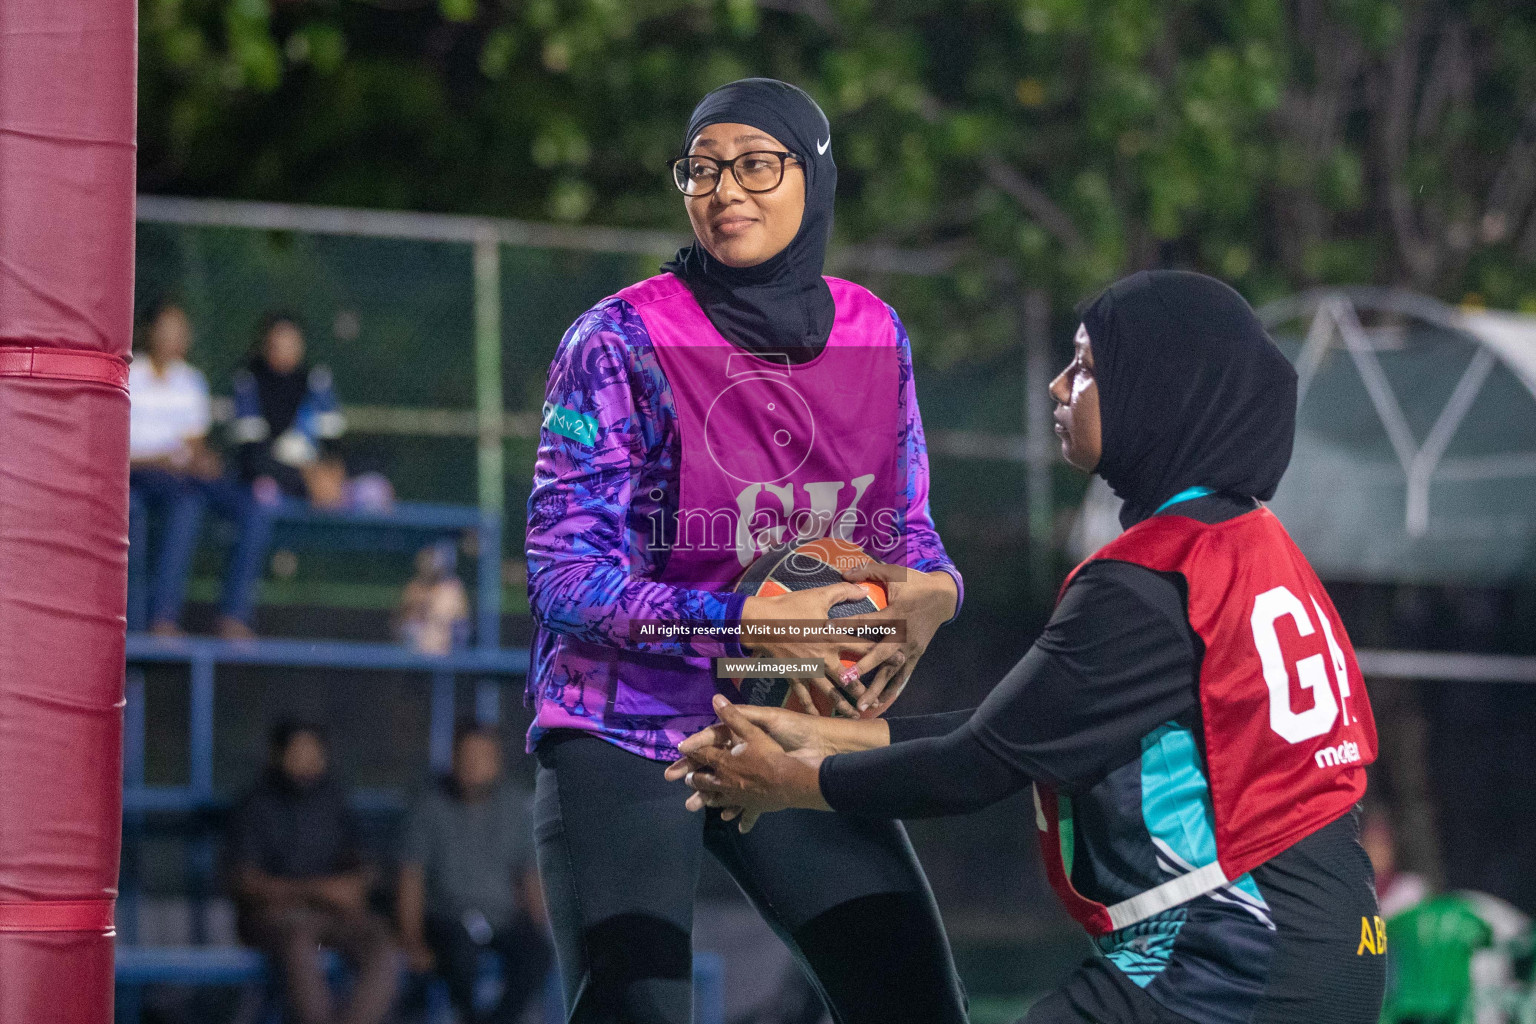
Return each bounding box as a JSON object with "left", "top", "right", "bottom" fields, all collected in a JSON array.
[{"left": 0, "top": 1, "right": 136, "bottom": 1019}]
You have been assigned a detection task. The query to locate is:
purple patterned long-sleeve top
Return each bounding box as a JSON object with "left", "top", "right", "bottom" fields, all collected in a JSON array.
[{"left": 525, "top": 292, "right": 963, "bottom": 761}]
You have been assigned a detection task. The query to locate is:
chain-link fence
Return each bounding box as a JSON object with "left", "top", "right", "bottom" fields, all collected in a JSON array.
[
  {"left": 128, "top": 200, "right": 1536, "bottom": 1007},
  {"left": 129, "top": 197, "right": 1080, "bottom": 968},
  {"left": 134, "top": 196, "right": 1073, "bottom": 619}
]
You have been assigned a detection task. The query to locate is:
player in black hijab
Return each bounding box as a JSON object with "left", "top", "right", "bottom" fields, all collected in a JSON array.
[
  {"left": 663, "top": 78, "right": 837, "bottom": 360},
  {"left": 530, "top": 78, "right": 970, "bottom": 1024},
  {"left": 675, "top": 270, "right": 1384, "bottom": 1024},
  {"left": 1083, "top": 270, "right": 1298, "bottom": 526}
]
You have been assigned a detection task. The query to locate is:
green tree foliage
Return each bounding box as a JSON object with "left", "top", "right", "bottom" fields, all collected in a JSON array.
[{"left": 139, "top": 0, "right": 1536, "bottom": 357}]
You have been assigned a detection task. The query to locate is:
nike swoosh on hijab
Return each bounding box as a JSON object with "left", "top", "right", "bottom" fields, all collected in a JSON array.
[{"left": 661, "top": 78, "right": 838, "bottom": 363}]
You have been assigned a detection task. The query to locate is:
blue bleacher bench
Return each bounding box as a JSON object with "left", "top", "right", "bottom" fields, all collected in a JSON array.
[
  {"left": 113, "top": 946, "right": 726, "bottom": 1024},
  {"left": 128, "top": 496, "right": 505, "bottom": 645},
  {"left": 116, "top": 944, "right": 275, "bottom": 984}
]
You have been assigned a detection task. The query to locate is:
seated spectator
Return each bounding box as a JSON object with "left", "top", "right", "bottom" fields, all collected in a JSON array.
[
  {"left": 394, "top": 541, "right": 470, "bottom": 655},
  {"left": 129, "top": 300, "right": 272, "bottom": 639},
  {"left": 229, "top": 720, "right": 398, "bottom": 1024},
  {"left": 398, "top": 722, "right": 550, "bottom": 1024},
  {"left": 234, "top": 312, "right": 347, "bottom": 509},
  {"left": 304, "top": 455, "right": 397, "bottom": 514}
]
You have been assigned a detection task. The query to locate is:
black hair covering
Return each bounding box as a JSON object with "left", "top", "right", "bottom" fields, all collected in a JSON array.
[
  {"left": 1081, "top": 270, "right": 1298, "bottom": 528},
  {"left": 662, "top": 78, "right": 836, "bottom": 361},
  {"left": 248, "top": 311, "right": 309, "bottom": 435}
]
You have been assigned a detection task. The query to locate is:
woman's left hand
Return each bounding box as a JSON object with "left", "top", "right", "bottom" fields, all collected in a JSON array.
[
  {"left": 680, "top": 696, "right": 830, "bottom": 831},
  {"left": 838, "top": 563, "right": 958, "bottom": 715}
]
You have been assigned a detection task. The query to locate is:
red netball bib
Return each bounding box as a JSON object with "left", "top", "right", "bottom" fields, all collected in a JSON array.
[{"left": 1038, "top": 507, "right": 1377, "bottom": 934}]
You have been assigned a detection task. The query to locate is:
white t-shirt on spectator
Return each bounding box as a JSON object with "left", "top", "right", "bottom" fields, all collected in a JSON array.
[{"left": 129, "top": 357, "right": 212, "bottom": 461}]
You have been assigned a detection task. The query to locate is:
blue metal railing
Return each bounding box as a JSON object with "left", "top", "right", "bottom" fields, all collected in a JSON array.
[
  {"left": 128, "top": 497, "right": 505, "bottom": 645},
  {"left": 115, "top": 606, "right": 737, "bottom": 1024},
  {"left": 123, "top": 634, "right": 530, "bottom": 813},
  {"left": 114, "top": 947, "right": 727, "bottom": 1024},
  {"left": 121, "top": 634, "right": 531, "bottom": 948}
]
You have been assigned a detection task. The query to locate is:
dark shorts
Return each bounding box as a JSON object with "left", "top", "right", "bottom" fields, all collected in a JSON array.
[
  {"left": 1024, "top": 812, "right": 1386, "bottom": 1024},
  {"left": 1022, "top": 958, "right": 1200, "bottom": 1023},
  {"left": 1022, "top": 944, "right": 1384, "bottom": 1024}
]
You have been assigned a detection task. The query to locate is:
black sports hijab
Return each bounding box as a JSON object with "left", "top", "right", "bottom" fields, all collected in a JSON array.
[
  {"left": 662, "top": 78, "right": 837, "bottom": 362},
  {"left": 1081, "top": 270, "right": 1298, "bottom": 528}
]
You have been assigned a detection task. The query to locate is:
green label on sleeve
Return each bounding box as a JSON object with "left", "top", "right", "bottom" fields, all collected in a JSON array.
[{"left": 542, "top": 401, "right": 599, "bottom": 447}]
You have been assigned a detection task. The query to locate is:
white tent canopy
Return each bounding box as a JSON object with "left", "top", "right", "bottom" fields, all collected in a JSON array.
[{"left": 1073, "top": 289, "right": 1536, "bottom": 584}]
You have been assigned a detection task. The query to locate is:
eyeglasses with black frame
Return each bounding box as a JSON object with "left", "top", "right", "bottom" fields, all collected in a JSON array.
[{"left": 669, "top": 151, "right": 801, "bottom": 196}]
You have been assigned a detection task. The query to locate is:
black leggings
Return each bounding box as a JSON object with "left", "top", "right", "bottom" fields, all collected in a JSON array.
[{"left": 533, "top": 731, "right": 968, "bottom": 1024}]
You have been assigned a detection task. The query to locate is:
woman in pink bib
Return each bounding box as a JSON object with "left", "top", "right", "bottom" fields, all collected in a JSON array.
[{"left": 525, "top": 79, "right": 969, "bottom": 1023}]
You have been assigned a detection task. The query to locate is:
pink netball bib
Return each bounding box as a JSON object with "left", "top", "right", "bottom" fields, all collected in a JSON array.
[{"left": 617, "top": 273, "right": 904, "bottom": 590}]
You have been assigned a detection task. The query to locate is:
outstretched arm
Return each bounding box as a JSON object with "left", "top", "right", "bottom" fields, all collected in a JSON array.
[
  {"left": 675, "top": 694, "right": 1028, "bottom": 823},
  {"left": 680, "top": 560, "right": 1203, "bottom": 825}
]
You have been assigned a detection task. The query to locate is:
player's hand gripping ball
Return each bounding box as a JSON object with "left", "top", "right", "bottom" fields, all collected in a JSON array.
[{"left": 731, "top": 538, "right": 887, "bottom": 717}]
